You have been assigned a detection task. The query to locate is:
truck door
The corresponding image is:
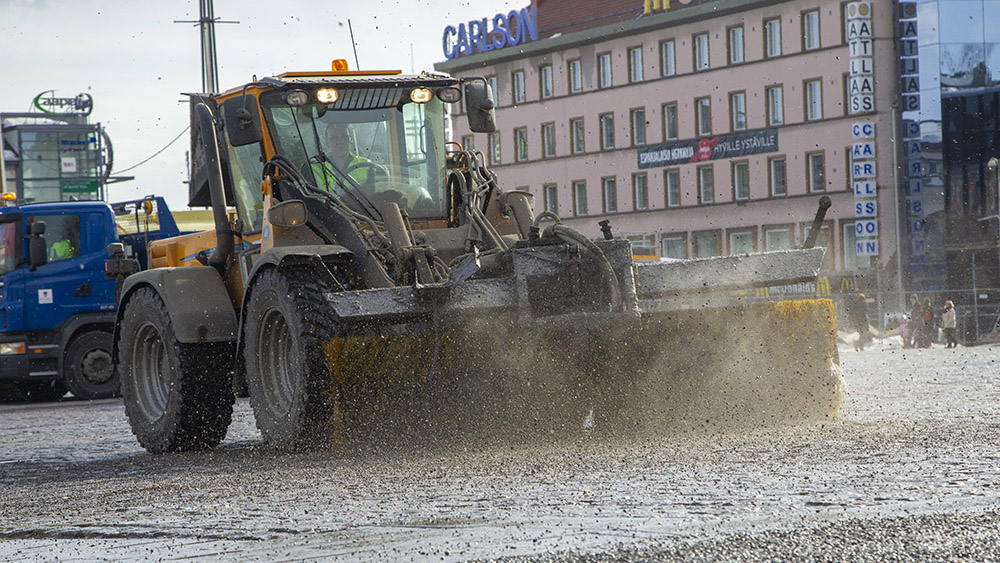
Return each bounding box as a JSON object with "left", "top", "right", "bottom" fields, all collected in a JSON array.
[
  {"left": 23, "top": 212, "right": 92, "bottom": 332},
  {"left": 0, "top": 216, "right": 25, "bottom": 333}
]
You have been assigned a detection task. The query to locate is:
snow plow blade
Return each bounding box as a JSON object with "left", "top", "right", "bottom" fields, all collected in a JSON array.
[{"left": 320, "top": 244, "right": 842, "bottom": 443}]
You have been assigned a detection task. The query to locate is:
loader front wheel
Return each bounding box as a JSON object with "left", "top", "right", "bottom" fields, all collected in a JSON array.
[
  {"left": 244, "top": 268, "right": 342, "bottom": 450},
  {"left": 118, "top": 287, "right": 235, "bottom": 453}
]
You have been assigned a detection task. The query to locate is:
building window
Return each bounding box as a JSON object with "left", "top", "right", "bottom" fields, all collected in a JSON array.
[
  {"left": 487, "top": 76, "right": 499, "bottom": 106},
  {"left": 629, "top": 234, "right": 656, "bottom": 256},
  {"left": 729, "top": 231, "right": 754, "bottom": 255},
  {"left": 488, "top": 132, "right": 500, "bottom": 165},
  {"left": 767, "top": 85, "right": 784, "bottom": 125},
  {"left": 514, "top": 127, "right": 528, "bottom": 162},
  {"left": 628, "top": 46, "right": 644, "bottom": 83},
  {"left": 573, "top": 180, "right": 587, "bottom": 216},
  {"left": 805, "top": 79, "right": 823, "bottom": 120},
  {"left": 694, "top": 32, "right": 710, "bottom": 71},
  {"left": 728, "top": 26, "right": 744, "bottom": 64},
  {"left": 541, "top": 122, "right": 556, "bottom": 158},
  {"left": 663, "top": 102, "right": 678, "bottom": 140},
  {"left": 665, "top": 168, "right": 681, "bottom": 207},
  {"left": 694, "top": 230, "right": 719, "bottom": 258},
  {"left": 631, "top": 108, "right": 646, "bottom": 146},
  {"left": 803, "top": 10, "right": 820, "bottom": 51},
  {"left": 696, "top": 97, "right": 712, "bottom": 136},
  {"left": 765, "top": 18, "right": 781, "bottom": 58},
  {"left": 660, "top": 40, "right": 676, "bottom": 76},
  {"left": 808, "top": 152, "right": 825, "bottom": 193},
  {"left": 633, "top": 173, "right": 648, "bottom": 210},
  {"left": 769, "top": 156, "right": 787, "bottom": 196},
  {"left": 844, "top": 222, "right": 872, "bottom": 270},
  {"left": 513, "top": 70, "right": 525, "bottom": 104},
  {"left": 602, "top": 177, "right": 617, "bottom": 213},
  {"left": 568, "top": 59, "right": 582, "bottom": 93},
  {"left": 598, "top": 52, "right": 612, "bottom": 89},
  {"left": 662, "top": 235, "right": 685, "bottom": 259},
  {"left": 765, "top": 228, "right": 791, "bottom": 251},
  {"left": 544, "top": 184, "right": 558, "bottom": 214},
  {"left": 732, "top": 161, "right": 750, "bottom": 201},
  {"left": 730, "top": 91, "right": 746, "bottom": 131},
  {"left": 698, "top": 165, "right": 714, "bottom": 204},
  {"left": 540, "top": 65, "right": 553, "bottom": 99},
  {"left": 570, "top": 118, "right": 585, "bottom": 154},
  {"left": 600, "top": 112, "right": 615, "bottom": 150},
  {"left": 461, "top": 134, "right": 474, "bottom": 151}
]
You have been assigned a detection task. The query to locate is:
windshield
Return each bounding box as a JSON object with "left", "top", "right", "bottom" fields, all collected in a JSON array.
[
  {"left": 261, "top": 87, "right": 448, "bottom": 220},
  {"left": 0, "top": 219, "right": 19, "bottom": 277}
]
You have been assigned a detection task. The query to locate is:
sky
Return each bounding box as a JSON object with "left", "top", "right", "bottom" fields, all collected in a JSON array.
[{"left": 0, "top": 0, "right": 525, "bottom": 209}]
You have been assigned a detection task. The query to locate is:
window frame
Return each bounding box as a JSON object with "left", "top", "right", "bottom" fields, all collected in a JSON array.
[
  {"left": 512, "top": 69, "right": 526, "bottom": 104},
  {"left": 602, "top": 176, "right": 618, "bottom": 213},
  {"left": 543, "top": 183, "right": 559, "bottom": 214},
  {"left": 732, "top": 160, "right": 750, "bottom": 201},
  {"left": 660, "top": 39, "right": 676, "bottom": 76},
  {"left": 693, "top": 229, "right": 720, "bottom": 258},
  {"left": 728, "top": 25, "right": 745, "bottom": 64},
  {"left": 843, "top": 221, "right": 873, "bottom": 270},
  {"left": 764, "top": 17, "right": 782, "bottom": 58},
  {"left": 765, "top": 226, "right": 793, "bottom": 251},
  {"left": 805, "top": 78, "right": 823, "bottom": 121},
  {"left": 460, "top": 134, "right": 474, "bottom": 151},
  {"left": 728, "top": 229, "right": 756, "bottom": 255},
  {"left": 539, "top": 64, "right": 553, "bottom": 99},
  {"left": 693, "top": 32, "right": 710, "bottom": 71},
  {"left": 661, "top": 233, "right": 687, "bottom": 259},
  {"left": 488, "top": 132, "right": 501, "bottom": 165},
  {"left": 807, "top": 151, "right": 826, "bottom": 193},
  {"left": 630, "top": 107, "right": 647, "bottom": 146},
  {"left": 698, "top": 164, "right": 714, "bottom": 204},
  {"left": 769, "top": 156, "right": 787, "bottom": 197},
  {"left": 598, "top": 52, "right": 613, "bottom": 89},
  {"left": 766, "top": 84, "right": 784, "bottom": 125},
  {"left": 633, "top": 172, "right": 649, "bottom": 210},
  {"left": 665, "top": 168, "right": 681, "bottom": 207},
  {"left": 514, "top": 127, "right": 528, "bottom": 162},
  {"left": 486, "top": 76, "right": 499, "bottom": 108},
  {"left": 572, "top": 180, "right": 587, "bottom": 216},
  {"left": 663, "top": 102, "right": 679, "bottom": 141},
  {"left": 570, "top": 117, "right": 585, "bottom": 154},
  {"left": 541, "top": 122, "right": 556, "bottom": 159},
  {"left": 730, "top": 91, "right": 747, "bottom": 131},
  {"left": 803, "top": 9, "right": 821, "bottom": 51},
  {"left": 628, "top": 46, "right": 644, "bottom": 83},
  {"left": 600, "top": 112, "right": 615, "bottom": 150},
  {"left": 568, "top": 59, "right": 582, "bottom": 93},
  {"left": 696, "top": 96, "right": 712, "bottom": 136}
]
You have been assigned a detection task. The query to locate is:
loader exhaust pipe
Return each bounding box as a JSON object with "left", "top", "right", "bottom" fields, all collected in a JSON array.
[{"left": 194, "top": 103, "right": 233, "bottom": 272}]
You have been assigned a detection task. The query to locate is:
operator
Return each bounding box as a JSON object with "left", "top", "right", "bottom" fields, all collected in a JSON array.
[
  {"left": 49, "top": 236, "right": 76, "bottom": 261},
  {"left": 313, "top": 122, "right": 374, "bottom": 192}
]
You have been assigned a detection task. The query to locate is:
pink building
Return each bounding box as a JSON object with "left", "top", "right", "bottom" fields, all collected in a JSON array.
[{"left": 436, "top": 0, "right": 900, "bottom": 281}]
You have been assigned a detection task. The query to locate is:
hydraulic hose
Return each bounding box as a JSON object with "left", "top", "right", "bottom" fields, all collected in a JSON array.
[{"left": 542, "top": 223, "right": 622, "bottom": 312}]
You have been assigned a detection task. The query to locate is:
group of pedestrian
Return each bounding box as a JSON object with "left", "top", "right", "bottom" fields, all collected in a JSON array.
[{"left": 848, "top": 293, "right": 959, "bottom": 351}]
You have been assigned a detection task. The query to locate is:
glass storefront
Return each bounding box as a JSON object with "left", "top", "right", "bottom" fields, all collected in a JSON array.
[{"left": 1, "top": 124, "right": 104, "bottom": 203}]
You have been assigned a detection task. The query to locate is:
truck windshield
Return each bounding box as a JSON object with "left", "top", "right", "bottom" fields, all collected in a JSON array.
[
  {"left": 0, "top": 220, "right": 18, "bottom": 277},
  {"left": 261, "top": 88, "right": 448, "bottom": 220}
]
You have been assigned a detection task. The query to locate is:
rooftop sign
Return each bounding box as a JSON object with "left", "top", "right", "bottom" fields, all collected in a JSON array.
[
  {"left": 32, "top": 91, "right": 93, "bottom": 116},
  {"left": 442, "top": 7, "right": 537, "bottom": 60}
]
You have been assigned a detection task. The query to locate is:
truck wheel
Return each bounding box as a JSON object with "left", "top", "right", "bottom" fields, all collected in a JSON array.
[
  {"left": 63, "top": 331, "right": 117, "bottom": 400},
  {"left": 118, "top": 287, "right": 234, "bottom": 453},
  {"left": 244, "top": 268, "right": 342, "bottom": 450},
  {"left": 23, "top": 380, "right": 67, "bottom": 402}
]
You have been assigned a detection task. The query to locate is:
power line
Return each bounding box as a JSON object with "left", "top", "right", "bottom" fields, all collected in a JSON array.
[{"left": 114, "top": 126, "right": 190, "bottom": 175}]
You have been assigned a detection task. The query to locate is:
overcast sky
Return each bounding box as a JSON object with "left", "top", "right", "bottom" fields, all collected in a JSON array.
[{"left": 0, "top": 0, "right": 525, "bottom": 209}]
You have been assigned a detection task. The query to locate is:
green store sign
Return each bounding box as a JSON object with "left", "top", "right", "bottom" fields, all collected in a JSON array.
[{"left": 61, "top": 179, "right": 99, "bottom": 193}]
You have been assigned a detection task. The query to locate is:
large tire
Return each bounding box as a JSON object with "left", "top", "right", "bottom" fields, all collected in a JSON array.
[
  {"left": 244, "top": 268, "right": 342, "bottom": 450},
  {"left": 63, "top": 331, "right": 118, "bottom": 400},
  {"left": 118, "top": 287, "right": 235, "bottom": 453}
]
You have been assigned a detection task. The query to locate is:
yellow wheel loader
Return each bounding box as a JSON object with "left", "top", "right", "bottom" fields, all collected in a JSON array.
[{"left": 109, "top": 61, "right": 842, "bottom": 453}]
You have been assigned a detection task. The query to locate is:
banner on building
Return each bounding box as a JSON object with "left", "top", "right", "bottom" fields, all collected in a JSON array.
[{"left": 637, "top": 129, "right": 778, "bottom": 169}]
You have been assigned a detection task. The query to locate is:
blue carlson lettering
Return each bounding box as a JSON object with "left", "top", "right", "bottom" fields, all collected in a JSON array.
[{"left": 443, "top": 7, "right": 537, "bottom": 59}]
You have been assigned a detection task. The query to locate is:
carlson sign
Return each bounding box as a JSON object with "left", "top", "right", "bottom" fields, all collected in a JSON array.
[
  {"left": 442, "top": 7, "right": 537, "bottom": 60},
  {"left": 32, "top": 91, "right": 93, "bottom": 116},
  {"left": 636, "top": 129, "right": 778, "bottom": 169}
]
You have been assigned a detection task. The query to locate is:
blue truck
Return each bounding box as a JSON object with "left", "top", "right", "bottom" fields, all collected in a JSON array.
[{"left": 0, "top": 196, "right": 181, "bottom": 401}]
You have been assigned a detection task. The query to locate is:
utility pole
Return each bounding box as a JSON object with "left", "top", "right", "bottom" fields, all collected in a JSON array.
[{"left": 175, "top": 0, "right": 238, "bottom": 93}]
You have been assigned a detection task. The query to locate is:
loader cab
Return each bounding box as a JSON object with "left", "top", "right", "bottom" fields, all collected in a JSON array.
[{"left": 257, "top": 82, "right": 451, "bottom": 222}]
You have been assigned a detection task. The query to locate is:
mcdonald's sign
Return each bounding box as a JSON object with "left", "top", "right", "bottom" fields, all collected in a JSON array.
[{"left": 643, "top": 0, "right": 717, "bottom": 14}]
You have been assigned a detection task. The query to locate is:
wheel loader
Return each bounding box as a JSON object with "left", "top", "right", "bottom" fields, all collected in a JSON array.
[{"left": 109, "top": 60, "right": 842, "bottom": 453}]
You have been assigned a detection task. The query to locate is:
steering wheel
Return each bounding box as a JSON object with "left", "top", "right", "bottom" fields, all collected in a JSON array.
[{"left": 346, "top": 161, "right": 390, "bottom": 181}]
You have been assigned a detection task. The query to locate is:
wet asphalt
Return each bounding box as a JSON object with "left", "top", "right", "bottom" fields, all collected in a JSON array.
[{"left": 0, "top": 337, "right": 998, "bottom": 562}]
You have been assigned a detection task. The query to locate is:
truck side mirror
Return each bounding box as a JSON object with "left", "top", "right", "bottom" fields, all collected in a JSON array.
[
  {"left": 107, "top": 242, "right": 125, "bottom": 259},
  {"left": 28, "top": 220, "right": 47, "bottom": 270},
  {"left": 222, "top": 95, "right": 263, "bottom": 147},
  {"left": 267, "top": 200, "right": 307, "bottom": 229},
  {"left": 464, "top": 79, "right": 497, "bottom": 133}
]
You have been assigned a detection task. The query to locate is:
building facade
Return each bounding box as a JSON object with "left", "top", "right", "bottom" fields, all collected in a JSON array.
[{"left": 437, "top": 0, "right": 901, "bottom": 299}]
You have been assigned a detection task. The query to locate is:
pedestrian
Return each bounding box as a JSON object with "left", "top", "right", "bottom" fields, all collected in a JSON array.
[
  {"left": 907, "top": 294, "right": 923, "bottom": 348},
  {"left": 942, "top": 300, "right": 958, "bottom": 348},
  {"left": 848, "top": 293, "right": 871, "bottom": 351},
  {"left": 920, "top": 297, "right": 935, "bottom": 348}
]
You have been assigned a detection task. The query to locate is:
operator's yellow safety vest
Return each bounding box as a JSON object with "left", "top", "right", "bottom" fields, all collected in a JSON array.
[
  {"left": 50, "top": 239, "right": 75, "bottom": 261},
  {"left": 311, "top": 156, "right": 370, "bottom": 191}
]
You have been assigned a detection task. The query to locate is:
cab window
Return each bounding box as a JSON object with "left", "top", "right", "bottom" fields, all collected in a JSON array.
[{"left": 30, "top": 214, "right": 82, "bottom": 263}]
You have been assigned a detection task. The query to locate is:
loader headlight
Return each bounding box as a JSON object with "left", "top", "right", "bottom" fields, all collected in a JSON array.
[
  {"left": 317, "top": 88, "right": 340, "bottom": 104},
  {"left": 285, "top": 90, "right": 309, "bottom": 106},
  {"left": 410, "top": 88, "right": 433, "bottom": 103},
  {"left": 0, "top": 342, "right": 26, "bottom": 355},
  {"left": 437, "top": 87, "right": 461, "bottom": 103}
]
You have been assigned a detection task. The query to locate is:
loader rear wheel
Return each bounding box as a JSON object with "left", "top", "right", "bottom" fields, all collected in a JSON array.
[
  {"left": 118, "top": 287, "right": 234, "bottom": 453},
  {"left": 244, "top": 268, "right": 342, "bottom": 450},
  {"left": 64, "top": 330, "right": 118, "bottom": 400}
]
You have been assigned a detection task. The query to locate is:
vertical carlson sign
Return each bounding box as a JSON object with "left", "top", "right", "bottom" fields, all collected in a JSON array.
[{"left": 848, "top": 1, "right": 878, "bottom": 257}]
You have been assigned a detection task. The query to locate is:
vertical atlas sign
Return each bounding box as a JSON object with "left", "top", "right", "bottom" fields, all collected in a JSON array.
[
  {"left": 847, "top": 1, "right": 879, "bottom": 258},
  {"left": 442, "top": 7, "right": 538, "bottom": 59}
]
